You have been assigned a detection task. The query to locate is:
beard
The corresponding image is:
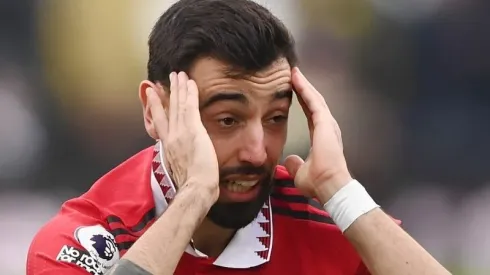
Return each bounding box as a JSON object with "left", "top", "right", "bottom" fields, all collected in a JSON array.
[{"left": 206, "top": 164, "right": 275, "bottom": 229}]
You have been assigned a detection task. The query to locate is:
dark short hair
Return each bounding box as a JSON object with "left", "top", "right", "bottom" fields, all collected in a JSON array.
[{"left": 147, "top": 0, "right": 297, "bottom": 86}]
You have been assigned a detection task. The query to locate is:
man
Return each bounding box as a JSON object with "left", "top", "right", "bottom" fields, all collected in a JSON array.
[{"left": 27, "top": 0, "right": 450, "bottom": 274}]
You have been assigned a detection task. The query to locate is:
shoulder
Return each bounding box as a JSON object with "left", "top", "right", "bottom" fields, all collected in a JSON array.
[
  {"left": 272, "top": 166, "right": 353, "bottom": 257},
  {"left": 27, "top": 205, "right": 120, "bottom": 275},
  {"left": 27, "top": 147, "right": 157, "bottom": 275},
  {"left": 272, "top": 165, "right": 402, "bottom": 227},
  {"left": 272, "top": 165, "right": 335, "bottom": 225},
  {"left": 272, "top": 166, "right": 369, "bottom": 274}
]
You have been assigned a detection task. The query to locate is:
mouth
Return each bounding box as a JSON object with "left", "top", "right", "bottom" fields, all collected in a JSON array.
[
  {"left": 220, "top": 179, "right": 261, "bottom": 202},
  {"left": 224, "top": 180, "right": 260, "bottom": 193}
]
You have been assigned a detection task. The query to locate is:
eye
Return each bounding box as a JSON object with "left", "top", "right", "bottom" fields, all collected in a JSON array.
[
  {"left": 218, "top": 117, "right": 238, "bottom": 128},
  {"left": 266, "top": 115, "right": 288, "bottom": 124}
]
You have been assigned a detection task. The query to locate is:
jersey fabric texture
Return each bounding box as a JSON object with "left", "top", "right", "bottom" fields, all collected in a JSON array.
[{"left": 27, "top": 144, "right": 380, "bottom": 275}]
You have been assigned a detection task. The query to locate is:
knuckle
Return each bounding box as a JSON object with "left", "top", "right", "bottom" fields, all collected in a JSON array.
[{"left": 180, "top": 98, "right": 188, "bottom": 107}]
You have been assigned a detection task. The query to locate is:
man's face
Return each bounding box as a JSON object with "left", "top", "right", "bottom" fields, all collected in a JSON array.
[{"left": 187, "top": 57, "right": 292, "bottom": 229}]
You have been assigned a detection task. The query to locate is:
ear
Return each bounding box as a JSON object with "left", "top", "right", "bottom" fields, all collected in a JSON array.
[{"left": 138, "top": 80, "right": 169, "bottom": 140}]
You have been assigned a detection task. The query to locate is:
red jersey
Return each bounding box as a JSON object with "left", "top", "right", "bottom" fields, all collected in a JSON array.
[{"left": 27, "top": 144, "right": 375, "bottom": 275}]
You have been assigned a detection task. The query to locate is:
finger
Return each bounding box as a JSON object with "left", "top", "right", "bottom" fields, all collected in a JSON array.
[
  {"left": 292, "top": 67, "right": 331, "bottom": 116},
  {"left": 186, "top": 79, "right": 201, "bottom": 123},
  {"left": 169, "top": 72, "right": 178, "bottom": 131},
  {"left": 333, "top": 120, "right": 343, "bottom": 150},
  {"left": 295, "top": 92, "right": 314, "bottom": 141},
  {"left": 283, "top": 154, "right": 305, "bottom": 179},
  {"left": 146, "top": 87, "right": 169, "bottom": 141},
  {"left": 177, "top": 72, "right": 189, "bottom": 126},
  {"left": 292, "top": 67, "right": 325, "bottom": 102}
]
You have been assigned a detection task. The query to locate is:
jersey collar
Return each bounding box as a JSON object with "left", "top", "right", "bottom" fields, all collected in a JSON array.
[{"left": 149, "top": 141, "right": 273, "bottom": 269}]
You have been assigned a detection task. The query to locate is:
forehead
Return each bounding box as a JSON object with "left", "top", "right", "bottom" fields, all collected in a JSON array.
[{"left": 188, "top": 57, "right": 292, "bottom": 98}]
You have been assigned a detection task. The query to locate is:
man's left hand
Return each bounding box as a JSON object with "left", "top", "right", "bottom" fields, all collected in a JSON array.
[{"left": 284, "top": 67, "right": 352, "bottom": 204}]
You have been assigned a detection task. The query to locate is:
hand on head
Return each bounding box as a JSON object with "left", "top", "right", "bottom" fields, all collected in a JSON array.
[
  {"left": 284, "top": 67, "right": 352, "bottom": 201},
  {"left": 146, "top": 72, "right": 220, "bottom": 203}
]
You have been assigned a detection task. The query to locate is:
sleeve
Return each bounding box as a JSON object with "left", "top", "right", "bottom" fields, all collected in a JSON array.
[{"left": 27, "top": 214, "right": 120, "bottom": 275}]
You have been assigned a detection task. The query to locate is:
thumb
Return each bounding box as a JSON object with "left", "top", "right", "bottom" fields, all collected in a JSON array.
[{"left": 284, "top": 155, "right": 305, "bottom": 179}]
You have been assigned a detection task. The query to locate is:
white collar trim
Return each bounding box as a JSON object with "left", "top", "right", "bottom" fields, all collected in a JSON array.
[{"left": 149, "top": 141, "right": 273, "bottom": 268}]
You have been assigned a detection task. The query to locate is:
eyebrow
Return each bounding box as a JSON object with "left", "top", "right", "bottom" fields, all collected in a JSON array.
[
  {"left": 199, "top": 90, "right": 293, "bottom": 111},
  {"left": 274, "top": 90, "right": 293, "bottom": 101}
]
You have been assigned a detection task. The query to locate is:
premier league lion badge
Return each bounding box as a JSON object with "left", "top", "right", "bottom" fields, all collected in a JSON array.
[{"left": 75, "top": 225, "right": 120, "bottom": 273}]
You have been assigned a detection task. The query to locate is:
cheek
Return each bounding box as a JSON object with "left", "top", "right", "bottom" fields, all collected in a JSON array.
[
  {"left": 264, "top": 128, "right": 287, "bottom": 162},
  {"left": 207, "top": 132, "right": 239, "bottom": 167}
]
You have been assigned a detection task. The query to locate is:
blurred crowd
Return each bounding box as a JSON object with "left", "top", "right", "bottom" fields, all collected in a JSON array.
[{"left": 0, "top": 0, "right": 489, "bottom": 274}]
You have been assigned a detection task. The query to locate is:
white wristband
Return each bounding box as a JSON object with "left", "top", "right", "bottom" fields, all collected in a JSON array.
[{"left": 323, "top": 179, "right": 379, "bottom": 233}]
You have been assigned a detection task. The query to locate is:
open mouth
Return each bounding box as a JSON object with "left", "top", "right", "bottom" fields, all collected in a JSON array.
[
  {"left": 224, "top": 180, "right": 260, "bottom": 193},
  {"left": 219, "top": 178, "right": 262, "bottom": 202}
]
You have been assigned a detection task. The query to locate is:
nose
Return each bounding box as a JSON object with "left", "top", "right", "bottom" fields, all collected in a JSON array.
[{"left": 237, "top": 123, "right": 267, "bottom": 167}]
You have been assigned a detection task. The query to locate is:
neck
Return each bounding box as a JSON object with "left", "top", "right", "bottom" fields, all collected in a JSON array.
[{"left": 192, "top": 218, "right": 236, "bottom": 258}]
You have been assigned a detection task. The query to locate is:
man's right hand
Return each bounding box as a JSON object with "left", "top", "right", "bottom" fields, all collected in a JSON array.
[
  {"left": 109, "top": 72, "right": 220, "bottom": 274},
  {"left": 146, "top": 71, "right": 220, "bottom": 204}
]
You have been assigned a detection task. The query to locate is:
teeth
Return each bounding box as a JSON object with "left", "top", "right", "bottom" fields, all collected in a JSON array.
[
  {"left": 234, "top": 180, "right": 258, "bottom": 187},
  {"left": 225, "top": 180, "right": 258, "bottom": 193}
]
